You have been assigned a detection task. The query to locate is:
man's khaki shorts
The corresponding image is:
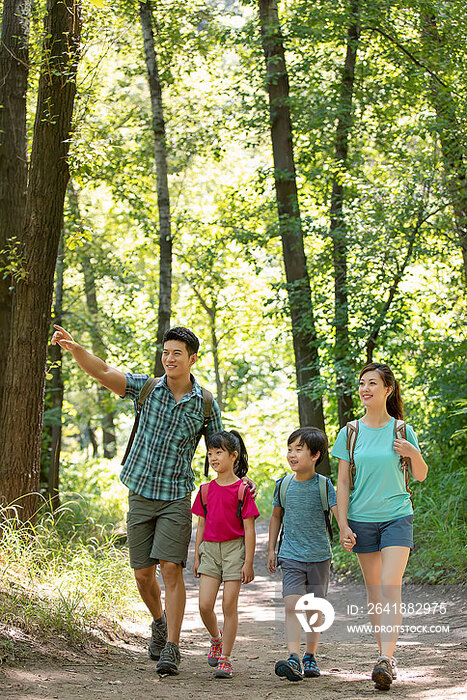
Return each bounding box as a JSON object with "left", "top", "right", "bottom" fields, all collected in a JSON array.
[
  {"left": 198, "top": 537, "right": 245, "bottom": 581},
  {"left": 126, "top": 491, "right": 192, "bottom": 569}
]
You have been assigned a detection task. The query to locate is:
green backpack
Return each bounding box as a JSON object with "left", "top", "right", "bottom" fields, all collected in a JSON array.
[{"left": 276, "top": 472, "right": 334, "bottom": 545}]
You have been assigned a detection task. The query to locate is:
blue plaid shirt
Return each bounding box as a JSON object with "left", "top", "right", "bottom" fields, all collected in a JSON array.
[{"left": 120, "top": 373, "right": 223, "bottom": 501}]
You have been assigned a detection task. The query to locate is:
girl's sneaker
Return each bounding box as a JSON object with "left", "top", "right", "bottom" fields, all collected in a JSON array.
[
  {"left": 302, "top": 653, "right": 320, "bottom": 677},
  {"left": 372, "top": 655, "right": 393, "bottom": 690},
  {"left": 274, "top": 653, "right": 303, "bottom": 682},
  {"left": 215, "top": 657, "right": 233, "bottom": 678},
  {"left": 208, "top": 630, "right": 223, "bottom": 667}
]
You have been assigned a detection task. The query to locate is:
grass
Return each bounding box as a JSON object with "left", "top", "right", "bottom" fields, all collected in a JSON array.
[{"left": 0, "top": 493, "right": 142, "bottom": 661}]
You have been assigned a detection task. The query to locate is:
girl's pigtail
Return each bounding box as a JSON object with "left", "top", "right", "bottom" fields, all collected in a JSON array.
[{"left": 231, "top": 430, "right": 249, "bottom": 478}]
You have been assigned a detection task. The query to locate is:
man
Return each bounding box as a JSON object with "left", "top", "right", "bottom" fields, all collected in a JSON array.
[{"left": 51, "top": 325, "right": 224, "bottom": 674}]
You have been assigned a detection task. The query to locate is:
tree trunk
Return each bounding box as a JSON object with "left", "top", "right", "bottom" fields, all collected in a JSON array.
[
  {"left": 421, "top": 11, "right": 467, "bottom": 286},
  {"left": 139, "top": 1, "right": 172, "bottom": 376},
  {"left": 258, "top": 0, "right": 327, "bottom": 471},
  {"left": 0, "top": 0, "right": 30, "bottom": 414},
  {"left": 68, "top": 185, "right": 116, "bottom": 458},
  {"left": 190, "top": 284, "right": 224, "bottom": 410},
  {"left": 47, "top": 234, "right": 64, "bottom": 506},
  {"left": 330, "top": 0, "right": 360, "bottom": 428},
  {"left": 0, "top": 0, "right": 81, "bottom": 522}
]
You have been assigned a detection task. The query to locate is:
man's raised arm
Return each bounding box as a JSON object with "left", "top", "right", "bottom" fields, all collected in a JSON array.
[{"left": 51, "top": 325, "right": 127, "bottom": 397}]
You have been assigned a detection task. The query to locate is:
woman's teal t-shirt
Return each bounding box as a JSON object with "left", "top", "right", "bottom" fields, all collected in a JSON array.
[{"left": 331, "top": 417, "right": 420, "bottom": 522}]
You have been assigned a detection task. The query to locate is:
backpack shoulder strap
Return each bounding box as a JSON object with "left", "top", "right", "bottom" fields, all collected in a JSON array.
[
  {"left": 197, "top": 385, "right": 214, "bottom": 478},
  {"left": 121, "top": 377, "right": 160, "bottom": 466},
  {"left": 278, "top": 473, "right": 294, "bottom": 509},
  {"left": 138, "top": 376, "right": 160, "bottom": 407},
  {"left": 346, "top": 420, "right": 359, "bottom": 490},
  {"left": 199, "top": 483, "right": 210, "bottom": 517},
  {"left": 394, "top": 419, "right": 413, "bottom": 503},
  {"left": 201, "top": 386, "right": 213, "bottom": 420},
  {"left": 236, "top": 482, "right": 250, "bottom": 518},
  {"left": 318, "top": 474, "right": 334, "bottom": 543},
  {"left": 317, "top": 473, "right": 329, "bottom": 512}
]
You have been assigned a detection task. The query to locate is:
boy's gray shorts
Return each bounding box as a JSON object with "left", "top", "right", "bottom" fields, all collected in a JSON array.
[{"left": 278, "top": 557, "right": 331, "bottom": 598}]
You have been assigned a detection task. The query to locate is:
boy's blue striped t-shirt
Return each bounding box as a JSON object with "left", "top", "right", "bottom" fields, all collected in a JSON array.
[
  {"left": 273, "top": 474, "right": 337, "bottom": 563},
  {"left": 120, "top": 373, "right": 222, "bottom": 501}
]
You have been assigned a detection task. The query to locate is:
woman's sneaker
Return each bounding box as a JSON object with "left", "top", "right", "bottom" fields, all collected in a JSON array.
[
  {"left": 148, "top": 612, "right": 167, "bottom": 660},
  {"left": 215, "top": 657, "right": 233, "bottom": 678},
  {"left": 208, "top": 630, "right": 223, "bottom": 667},
  {"left": 302, "top": 653, "right": 320, "bottom": 677},
  {"left": 391, "top": 656, "right": 398, "bottom": 679},
  {"left": 372, "top": 655, "right": 393, "bottom": 690},
  {"left": 274, "top": 653, "right": 303, "bottom": 682}
]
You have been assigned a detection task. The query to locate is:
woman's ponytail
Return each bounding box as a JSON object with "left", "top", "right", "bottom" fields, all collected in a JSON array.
[{"left": 387, "top": 378, "right": 404, "bottom": 420}]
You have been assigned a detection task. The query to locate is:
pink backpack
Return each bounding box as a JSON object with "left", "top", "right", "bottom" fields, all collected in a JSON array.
[{"left": 199, "top": 482, "right": 250, "bottom": 519}]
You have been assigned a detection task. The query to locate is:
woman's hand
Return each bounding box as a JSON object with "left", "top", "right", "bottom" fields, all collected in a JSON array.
[
  {"left": 339, "top": 525, "right": 356, "bottom": 552},
  {"left": 193, "top": 553, "right": 200, "bottom": 578},
  {"left": 393, "top": 438, "right": 418, "bottom": 458}
]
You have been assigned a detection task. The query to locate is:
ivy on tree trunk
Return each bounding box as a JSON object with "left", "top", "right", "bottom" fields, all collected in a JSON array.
[{"left": 0, "top": 0, "right": 30, "bottom": 415}]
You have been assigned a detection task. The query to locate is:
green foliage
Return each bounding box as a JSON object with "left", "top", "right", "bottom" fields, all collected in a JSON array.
[{"left": 32, "top": 0, "right": 467, "bottom": 590}]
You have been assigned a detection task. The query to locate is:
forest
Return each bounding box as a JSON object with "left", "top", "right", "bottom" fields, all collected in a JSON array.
[{"left": 0, "top": 0, "right": 466, "bottom": 665}]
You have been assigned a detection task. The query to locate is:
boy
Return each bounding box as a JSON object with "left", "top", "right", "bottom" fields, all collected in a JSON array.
[{"left": 267, "top": 427, "right": 338, "bottom": 681}]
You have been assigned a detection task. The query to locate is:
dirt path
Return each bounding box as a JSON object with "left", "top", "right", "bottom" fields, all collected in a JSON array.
[{"left": 2, "top": 525, "right": 466, "bottom": 699}]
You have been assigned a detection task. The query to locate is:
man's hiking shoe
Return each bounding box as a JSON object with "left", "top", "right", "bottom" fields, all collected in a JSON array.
[
  {"left": 391, "top": 656, "right": 398, "bottom": 679},
  {"left": 215, "top": 657, "right": 233, "bottom": 678},
  {"left": 156, "top": 641, "right": 181, "bottom": 676},
  {"left": 302, "top": 653, "right": 320, "bottom": 677},
  {"left": 208, "top": 630, "right": 223, "bottom": 667},
  {"left": 372, "top": 655, "right": 393, "bottom": 690},
  {"left": 148, "top": 612, "right": 167, "bottom": 660},
  {"left": 274, "top": 653, "right": 303, "bottom": 682}
]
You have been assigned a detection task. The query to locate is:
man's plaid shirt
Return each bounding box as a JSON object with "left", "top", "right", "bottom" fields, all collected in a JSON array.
[{"left": 120, "top": 373, "right": 222, "bottom": 501}]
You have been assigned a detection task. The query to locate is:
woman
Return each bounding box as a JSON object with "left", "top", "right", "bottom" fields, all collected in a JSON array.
[{"left": 332, "top": 363, "right": 428, "bottom": 691}]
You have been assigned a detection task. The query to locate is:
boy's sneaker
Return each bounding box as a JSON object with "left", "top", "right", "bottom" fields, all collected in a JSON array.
[
  {"left": 208, "top": 630, "right": 223, "bottom": 667},
  {"left": 156, "top": 641, "right": 181, "bottom": 676},
  {"left": 302, "top": 652, "right": 320, "bottom": 677},
  {"left": 372, "top": 655, "right": 393, "bottom": 690},
  {"left": 215, "top": 657, "right": 233, "bottom": 678},
  {"left": 274, "top": 653, "right": 303, "bottom": 682},
  {"left": 148, "top": 612, "right": 167, "bottom": 660}
]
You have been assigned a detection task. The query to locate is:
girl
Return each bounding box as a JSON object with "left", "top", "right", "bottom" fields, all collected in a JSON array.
[
  {"left": 332, "top": 363, "right": 428, "bottom": 691},
  {"left": 191, "top": 430, "right": 259, "bottom": 679}
]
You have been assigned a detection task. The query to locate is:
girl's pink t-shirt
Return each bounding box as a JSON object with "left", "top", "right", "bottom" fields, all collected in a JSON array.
[{"left": 191, "top": 479, "right": 260, "bottom": 542}]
